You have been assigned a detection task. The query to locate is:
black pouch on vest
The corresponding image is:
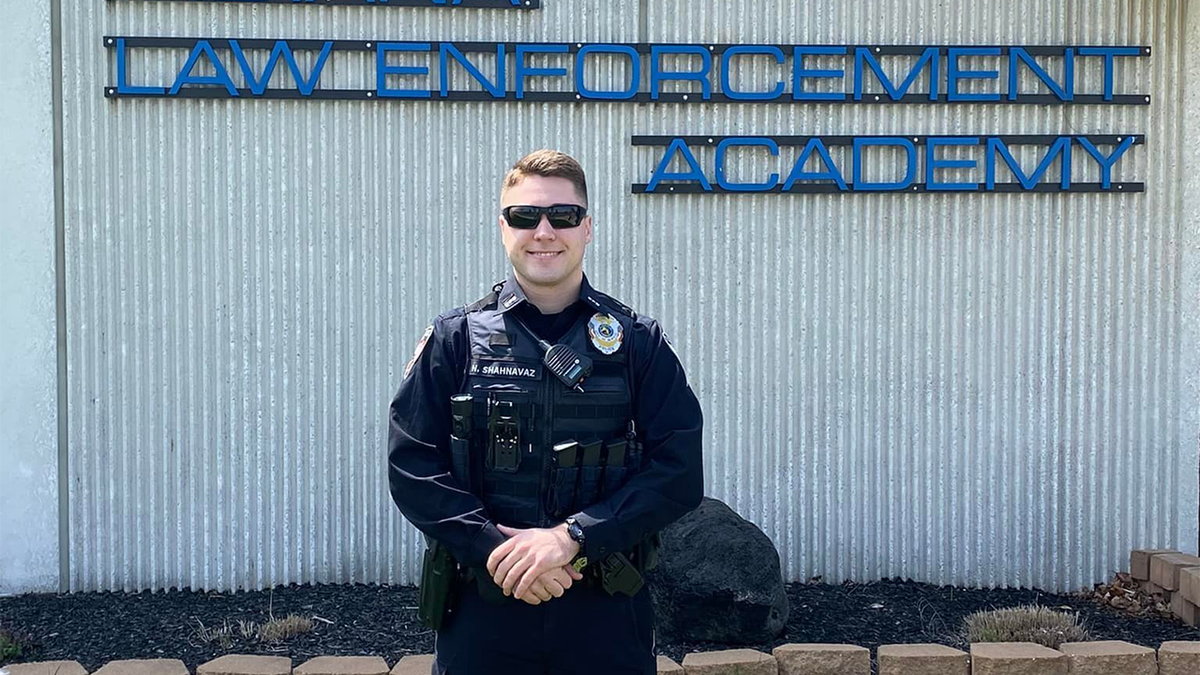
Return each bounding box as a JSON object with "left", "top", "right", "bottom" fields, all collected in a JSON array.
[
  {"left": 601, "top": 439, "right": 629, "bottom": 495},
  {"left": 577, "top": 439, "right": 605, "bottom": 507},
  {"left": 548, "top": 440, "right": 581, "bottom": 518}
]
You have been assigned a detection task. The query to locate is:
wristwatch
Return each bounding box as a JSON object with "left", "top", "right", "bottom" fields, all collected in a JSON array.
[{"left": 565, "top": 517, "right": 588, "bottom": 572}]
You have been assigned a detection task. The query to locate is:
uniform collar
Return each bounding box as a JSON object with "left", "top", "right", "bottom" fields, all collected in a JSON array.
[{"left": 496, "top": 274, "right": 605, "bottom": 314}]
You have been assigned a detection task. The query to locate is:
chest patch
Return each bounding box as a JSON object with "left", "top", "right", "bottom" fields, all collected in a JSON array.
[{"left": 470, "top": 359, "right": 542, "bottom": 380}]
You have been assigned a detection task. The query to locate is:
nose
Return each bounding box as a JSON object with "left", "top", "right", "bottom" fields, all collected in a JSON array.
[{"left": 533, "top": 215, "right": 557, "bottom": 239}]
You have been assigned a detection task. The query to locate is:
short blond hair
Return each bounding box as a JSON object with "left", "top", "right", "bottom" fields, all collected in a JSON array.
[{"left": 502, "top": 150, "right": 589, "bottom": 205}]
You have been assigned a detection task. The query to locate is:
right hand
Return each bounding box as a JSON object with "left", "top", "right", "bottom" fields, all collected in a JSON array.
[{"left": 516, "top": 564, "right": 584, "bottom": 606}]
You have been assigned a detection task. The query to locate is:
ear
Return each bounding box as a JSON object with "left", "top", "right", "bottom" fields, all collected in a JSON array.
[{"left": 584, "top": 215, "right": 593, "bottom": 243}]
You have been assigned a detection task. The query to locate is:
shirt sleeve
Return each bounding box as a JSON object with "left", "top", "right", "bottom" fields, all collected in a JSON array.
[
  {"left": 387, "top": 312, "right": 507, "bottom": 569},
  {"left": 570, "top": 316, "right": 705, "bottom": 561}
]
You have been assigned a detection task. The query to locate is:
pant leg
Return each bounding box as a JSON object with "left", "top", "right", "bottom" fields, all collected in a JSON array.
[
  {"left": 542, "top": 584, "right": 657, "bottom": 675},
  {"left": 433, "top": 580, "right": 547, "bottom": 675}
]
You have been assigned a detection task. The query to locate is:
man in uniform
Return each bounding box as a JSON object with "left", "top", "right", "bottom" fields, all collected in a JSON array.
[{"left": 387, "top": 149, "right": 704, "bottom": 675}]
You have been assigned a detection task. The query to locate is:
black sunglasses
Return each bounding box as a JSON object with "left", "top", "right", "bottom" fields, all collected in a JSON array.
[{"left": 502, "top": 204, "right": 588, "bottom": 230}]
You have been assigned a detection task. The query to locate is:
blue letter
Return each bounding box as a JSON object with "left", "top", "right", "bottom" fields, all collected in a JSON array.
[
  {"left": 793, "top": 46, "right": 846, "bottom": 101},
  {"left": 439, "top": 43, "right": 505, "bottom": 98},
  {"left": 575, "top": 44, "right": 640, "bottom": 100},
  {"left": 985, "top": 137, "right": 1072, "bottom": 189},
  {"left": 116, "top": 38, "right": 166, "bottom": 96},
  {"left": 947, "top": 47, "right": 1001, "bottom": 102},
  {"left": 169, "top": 40, "right": 237, "bottom": 96},
  {"left": 1076, "top": 136, "right": 1135, "bottom": 189},
  {"left": 646, "top": 139, "right": 712, "bottom": 192},
  {"left": 783, "top": 138, "right": 848, "bottom": 191},
  {"left": 925, "top": 137, "right": 979, "bottom": 191},
  {"left": 376, "top": 43, "right": 432, "bottom": 98},
  {"left": 515, "top": 44, "right": 568, "bottom": 100},
  {"left": 650, "top": 46, "right": 712, "bottom": 101},
  {"left": 1078, "top": 47, "right": 1142, "bottom": 101},
  {"left": 230, "top": 40, "right": 332, "bottom": 96},
  {"left": 1008, "top": 47, "right": 1073, "bottom": 101},
  {"left": 720, "top": 46, "right": 785, "bottom": 101},
  {"left": 852, "top": 137, "right": 917, "bottom": 191},
  {"left": 715, "top": 138, "right": 780, "bottom": 192},
  {"left": 854, "top": 46, "right": 939, "bottom": 101}
]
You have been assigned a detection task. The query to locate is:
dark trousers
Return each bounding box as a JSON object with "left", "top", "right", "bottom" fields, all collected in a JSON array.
[{"left": 432, "top": 577, "right": 657, "bottom": 675}]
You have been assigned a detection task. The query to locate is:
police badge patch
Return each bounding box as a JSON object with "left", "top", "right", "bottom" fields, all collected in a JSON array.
[
  {"left": 403, "top": 325, "right": 434, "bottom": 379},
  {"left": 587, "top": 313, "right": 623, "bottom": 355}
]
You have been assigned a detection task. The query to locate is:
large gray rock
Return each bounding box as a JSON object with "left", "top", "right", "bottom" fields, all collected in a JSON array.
[{"left": 648, "top": 497, "right": 789, "bottom": 643}]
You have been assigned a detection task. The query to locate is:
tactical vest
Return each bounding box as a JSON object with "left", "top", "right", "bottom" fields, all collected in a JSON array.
[{"left": 448, "top": 286, "right": 640, "bottom": 529}]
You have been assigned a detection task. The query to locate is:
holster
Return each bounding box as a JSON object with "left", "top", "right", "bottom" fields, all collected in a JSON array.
[
  {"left": 596, "top": 532, "right": 662, "bottom": 597},
  {"left": 417, "top": 538, "right": 460, "bottom": 630}
]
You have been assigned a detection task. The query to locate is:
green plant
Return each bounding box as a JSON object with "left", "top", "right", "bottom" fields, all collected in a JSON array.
[
  {"left": 964, "top": 604, "right": 1090, "bottom": 649},
  {"left": 0, "top": 626, "right": 25, "bottom": 662}
]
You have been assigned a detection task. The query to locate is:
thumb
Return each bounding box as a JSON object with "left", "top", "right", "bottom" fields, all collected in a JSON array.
[
  {"left": 497, "top": 524, "right": 521, "bottom": 536},
  {"left": 565, "top": 565, "right": 584, "bottom": 581}
]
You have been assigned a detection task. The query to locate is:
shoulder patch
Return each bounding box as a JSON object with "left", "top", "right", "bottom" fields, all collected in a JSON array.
[{"left": 403, "top": 325, "right": 435, "bottom": 379}]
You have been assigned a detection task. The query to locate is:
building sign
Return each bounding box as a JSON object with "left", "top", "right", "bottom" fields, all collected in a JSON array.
[{"left": 105, "top": 37, "right": 1149, "bottom": 195}]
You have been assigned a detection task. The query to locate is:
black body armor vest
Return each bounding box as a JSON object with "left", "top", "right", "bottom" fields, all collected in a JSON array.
[{"left": 449, "top": 285, "right": 640, "bottom": 529}]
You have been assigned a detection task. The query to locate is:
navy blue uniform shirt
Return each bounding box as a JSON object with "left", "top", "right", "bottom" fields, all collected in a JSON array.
[{"left": 387, "top": 275, "right": 705, "bottom": 570}]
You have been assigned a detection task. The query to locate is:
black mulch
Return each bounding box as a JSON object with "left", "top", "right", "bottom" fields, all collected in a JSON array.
[{"left": 2, "top": 579, "right": 1199, "bottom": 672}]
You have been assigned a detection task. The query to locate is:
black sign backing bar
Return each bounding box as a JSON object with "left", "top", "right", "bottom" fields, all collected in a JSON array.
[
  {"left": 631, "top": 134, "right": 1147, "bottom": 146},
  {"left": 633, "top": 182, "right": 1146, "bottom": 195},
  {"left": 104, "top": 37, "right": 1148, "bottom": 57},
  {"left": 102, "top": 87, "right": 1152, "bottom": 106}
]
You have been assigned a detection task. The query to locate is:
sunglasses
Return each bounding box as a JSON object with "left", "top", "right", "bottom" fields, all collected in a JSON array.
[{"left": 502, "top": 204, "right": 588, "bottom": 230}]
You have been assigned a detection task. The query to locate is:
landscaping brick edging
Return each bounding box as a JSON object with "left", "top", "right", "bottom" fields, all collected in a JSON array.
[
  {"left": 6, "top": 548, "right": 1198, "bottom": 675},
  {"left": 4, "top": 642, "right": 1200, "bottom": 675},
  {"left": 1132, "top": 548, "right": 1200, "bottom": 626}
]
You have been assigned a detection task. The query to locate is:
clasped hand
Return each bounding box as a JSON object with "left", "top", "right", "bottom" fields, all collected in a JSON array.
[{"left": 486, "top": 523, "right": 583, "bottom": 606}]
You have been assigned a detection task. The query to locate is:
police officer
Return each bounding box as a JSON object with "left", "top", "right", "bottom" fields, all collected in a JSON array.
[{"left": 387, "top": 149, "right": 704, "bottom": 675}]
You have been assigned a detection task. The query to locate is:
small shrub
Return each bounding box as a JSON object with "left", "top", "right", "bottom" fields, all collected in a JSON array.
[
  {"left": 0, "top": 624, "right": 30, "bottom": 664},
  {"left": 964, "top": 604, "right": 1089, "bottom": 649},
  {"left": 257, "top": 614, "right": 313, "bottom": 643}
]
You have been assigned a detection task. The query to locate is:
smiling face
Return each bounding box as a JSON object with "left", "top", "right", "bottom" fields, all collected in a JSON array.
[{"left": 499, "top": 174, "right": 593, "bottom": 293}]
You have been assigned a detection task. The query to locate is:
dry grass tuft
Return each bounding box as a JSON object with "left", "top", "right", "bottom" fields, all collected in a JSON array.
[
  {"left": 964, "top": 604, "right": 1090, "bottom": 649},
  {"left": 257, "top": 614, "right": 313, "bottom": 643},
  {"left": 192, "top": 618, "right": 236, "bottom": 650},
  {"left": 191, "top": 612, "right": 313, "bottom": 649}
]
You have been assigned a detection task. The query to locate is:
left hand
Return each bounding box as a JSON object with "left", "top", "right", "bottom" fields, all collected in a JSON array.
[{"left": 487, "top": 523, "right": 581, "bottom": 600}]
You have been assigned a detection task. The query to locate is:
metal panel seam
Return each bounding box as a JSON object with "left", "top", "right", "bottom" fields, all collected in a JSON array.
[
  {"left": 1182, "top": 0, "right": 1200, "bottom": 554},
  {"left": 50, "top": 0, "right": 69, "bottom": 595}
]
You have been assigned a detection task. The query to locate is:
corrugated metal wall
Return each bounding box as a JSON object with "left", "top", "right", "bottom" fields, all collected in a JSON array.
[{"left": 63, "top": 0, "right": 1197, "bottom": 593}]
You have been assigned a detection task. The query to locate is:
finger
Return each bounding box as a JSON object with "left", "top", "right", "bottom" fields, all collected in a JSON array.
[
  {"left": 501, "top": 556, "right": 535, "bottom": 596},
  {"left": 546, "top": 579, "right": 566, "bottom": 598},
  {"left": 564, "top": 565, "right": 584, "bottom": 581},
  {"left": 496, "top": 524, "right": 523, "bottom": 537},
  {"left": 514, "top": 558, "right": 554, "bottom": 599},
  {"left": 492, "top": 549, "right": 522, "bottom": 589},
  {"left": 487, "top": 539, "right": 515, "bottom": 577},
  {"left": 532, "top": 579, "right": 554, "bottom": 601}
]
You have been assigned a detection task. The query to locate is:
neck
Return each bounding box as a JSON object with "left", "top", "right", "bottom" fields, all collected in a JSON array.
[{"left": 514, "top": 271, "right": 583, "bottom": 314}]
